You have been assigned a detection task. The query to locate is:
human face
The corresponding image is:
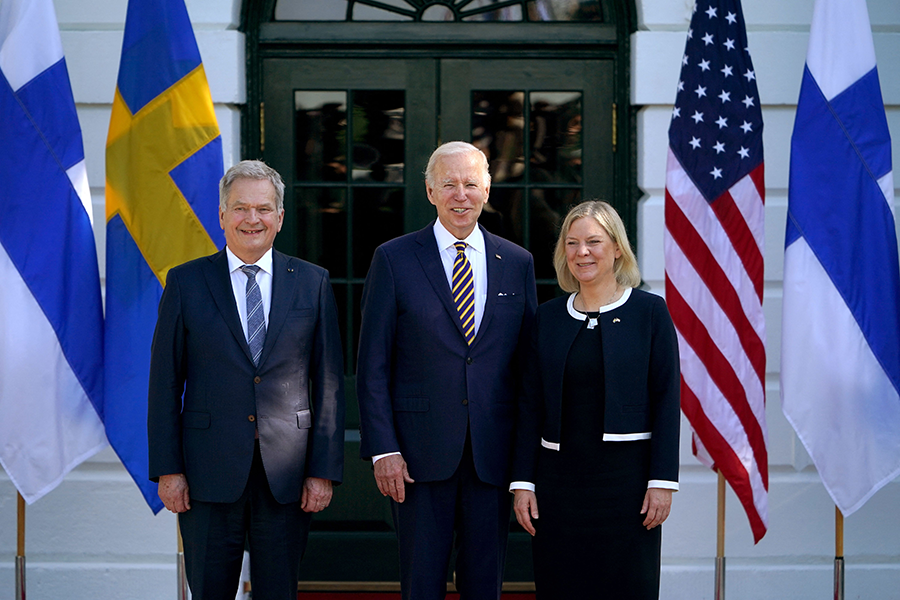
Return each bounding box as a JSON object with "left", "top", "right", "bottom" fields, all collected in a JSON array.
[
  {"left": 426, "top": 152, "right": 490, "bottom": 239},
  {"left": 565, "top": 217, "right": 621, "bottom": 288},
  {"left": 219, "top": 178, "right": 284, "bottom": 264}
]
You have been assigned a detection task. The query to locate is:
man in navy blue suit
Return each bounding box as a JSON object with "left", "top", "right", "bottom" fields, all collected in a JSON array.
[
  {"left": 357, "top": 142, "right": 537, "bottom": 600},
  {"left": 148, "top": 161, "right": 345, "bottom": 600}
]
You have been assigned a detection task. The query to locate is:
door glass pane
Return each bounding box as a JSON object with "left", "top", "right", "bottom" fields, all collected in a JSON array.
[
  {"left": 480, "top": 187, "right": 524, "bottom": 246},
  {"left": 353, "top": 187, "right": 405, "bottom": 276},
  {"left": 275, "top": 0, "right": 347, "bottom": 20},
  {"left": 462, "top": 2, "right": 523, "bottom": 21},
  {"left": 530, "top": 188, "right": 581, "bottom": 278},
  {"left": 352, "top": 91, "right": 405, "bottom": 182},
  {"left": 527, "top": 0, "right": 603, "bottom": 21},
  {"left": 296, "top": 188, "right": 347, "bottom": 277},
  {"left": 473, "top": 91, "right": 525, "bottom": 184},
  {"left": 352, "top": 1, "right": 413, "bottom": 21},
  {"left": 472, "top": 88, "right": 583, "bottom": 278},
  {"left": 295, "top": 91, "right": 347, "bottom": 182},
  {"left": 531, "top": 92, "right": 582, "bottom": 184},
  {"left": 421, "top": 5, "right": 454, "bottom": 21},
  {"left": 275, "top": 0, "right": 602, "bottom": 22}
]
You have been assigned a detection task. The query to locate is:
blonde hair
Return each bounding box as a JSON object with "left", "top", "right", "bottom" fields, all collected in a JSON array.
[{"left": 553, "top": 200, "right": 641, "bottom": 293}]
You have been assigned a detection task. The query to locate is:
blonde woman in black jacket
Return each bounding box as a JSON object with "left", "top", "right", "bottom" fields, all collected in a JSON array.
[{"left": 512, "top": 201, "right": 680, "bottom": 600}]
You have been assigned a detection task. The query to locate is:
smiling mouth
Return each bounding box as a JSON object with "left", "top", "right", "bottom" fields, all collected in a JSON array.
[{"left": 451, "top": 208, "right": 468, "bottom": 214}]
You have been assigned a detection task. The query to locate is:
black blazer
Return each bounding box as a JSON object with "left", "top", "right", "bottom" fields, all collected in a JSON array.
[
  {"left": 512, "top": 288, "right": 680, "bottom": 486},
  {"left": 357, "top": 223, "right": 537, "bottom": 487},
  {"left": 147, "top": 249, "right": 345, "bottom": 504}
]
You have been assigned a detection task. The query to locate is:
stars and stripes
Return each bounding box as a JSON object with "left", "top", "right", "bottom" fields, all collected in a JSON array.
[{"left": 664, "top": 0, "right": 769, "bottom": 543}]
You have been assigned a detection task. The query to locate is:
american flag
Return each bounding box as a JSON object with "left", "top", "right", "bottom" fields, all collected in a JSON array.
[{"left": 664, "top": 0, "right": 768, "bottom": 543}]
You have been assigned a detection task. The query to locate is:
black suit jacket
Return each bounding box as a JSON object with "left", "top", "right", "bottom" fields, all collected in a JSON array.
[
  {"left": 148, "top": 249, "right": 345, "bottom": 504},
  {"left": 513, "top": 288, "right": 680, "bottom": 486}
]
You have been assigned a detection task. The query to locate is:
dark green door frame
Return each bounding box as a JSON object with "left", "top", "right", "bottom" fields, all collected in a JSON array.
[
  {"left": 238, "top": 1, "right": 639, "bottom": 587},
  {"left": 241, "top": 1, "right": 639, "bottom": 243}
]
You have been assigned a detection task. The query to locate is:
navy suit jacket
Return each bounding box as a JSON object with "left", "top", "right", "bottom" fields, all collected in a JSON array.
[
  {"left": 148, "top": 248, "right": 345, "bottom": 505},
  {"left": 357, "top": 223, "right": 537, "bottom": 488}
]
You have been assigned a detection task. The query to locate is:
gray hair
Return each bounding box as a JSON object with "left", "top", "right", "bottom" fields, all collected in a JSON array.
[
  {"left": 219, "top": 160, "right": 285, "bottom": 212},
  {"left": 424, "top": 141, "right": 491, "bottom": 188}
]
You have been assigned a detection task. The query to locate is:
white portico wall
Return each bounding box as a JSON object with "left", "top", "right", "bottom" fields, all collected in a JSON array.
[{"left": 1, "top": 0, "right": 899, "bottom": 598}]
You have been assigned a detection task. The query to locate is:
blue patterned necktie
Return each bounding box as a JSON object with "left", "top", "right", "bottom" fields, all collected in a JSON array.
[
  {"left": 452, "top": 242, "right": 476, "bottom": 345},
  {"left": 240, "top": 265, "right": 266, "bottom": 366}
]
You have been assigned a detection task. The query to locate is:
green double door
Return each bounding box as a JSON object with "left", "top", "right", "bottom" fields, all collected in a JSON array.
[{"left": 262, "top": 56, "right": 615, "bottom": 586}]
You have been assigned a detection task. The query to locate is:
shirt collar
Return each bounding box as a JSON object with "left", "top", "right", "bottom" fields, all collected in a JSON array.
[
  {"left": 226, "top": 246, "right": 274, "bottom": 275},
  {"left": 433, "top": 219, "right": 485, "bottom": 255}
]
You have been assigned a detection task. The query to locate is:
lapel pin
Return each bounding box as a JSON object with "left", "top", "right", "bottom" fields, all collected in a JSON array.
[
  {"left": 495, "top": 254, "right": 502, "bottom": 260},
  {"left": 612, "top": 317, "right": 621, "bottom": 323},
  {"left": 288, "top": 268, "right": 294, "bottom": 272}
]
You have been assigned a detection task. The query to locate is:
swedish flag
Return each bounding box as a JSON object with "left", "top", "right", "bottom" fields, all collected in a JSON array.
[{"left": 104, "top": 0, "right": 225, "bottom": 512}]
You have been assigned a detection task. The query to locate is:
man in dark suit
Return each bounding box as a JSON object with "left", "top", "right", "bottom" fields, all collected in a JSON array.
[
  {"left": 148, "top": 160, "right": 345, "bottom": 600},
  {"left": 357, "top": 142, "right": 538, "bottom": 600}
]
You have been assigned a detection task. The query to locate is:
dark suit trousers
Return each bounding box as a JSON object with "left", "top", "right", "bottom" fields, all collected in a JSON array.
[
  {"left": 179, "top": 441, "right": 312, "bottom": 600},
  {"left": 391, "top": 437, "right": 510, "bottom": 600}
]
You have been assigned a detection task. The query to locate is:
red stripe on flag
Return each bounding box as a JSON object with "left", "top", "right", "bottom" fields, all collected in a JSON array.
[
  {"left": 710, "top": 190, "right": 764, "bottom": 302},
  {"left": 749, "top": 163, "right": 766, "bottom": 204},
  {"left": 665, "top": 190, "right": 766, "bottom": 385},
  {"left": 681, "top": 382, "right": 768, "bottom": 543},
  {"left": 665, "top": 281, "right": 768, "bottom": 485}
]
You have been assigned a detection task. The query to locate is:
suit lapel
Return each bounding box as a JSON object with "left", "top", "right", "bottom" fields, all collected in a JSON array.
[
  {"left": 258, "top": 250, "right": 296, "bottom": 369},
  {"left": 204, "top": 249, "right": 255, "bottom": 364},
  {"left": 475, "top": 228, "right": 505, "bottom": 346},
  {"left": 414, "top": 225, "right": 469, "bottom": 342}
]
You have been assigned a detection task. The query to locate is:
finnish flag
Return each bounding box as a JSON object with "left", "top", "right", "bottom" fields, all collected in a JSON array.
[
  {"left": 782, "top": 0, "right": 900, "bottom": 515},
  {"left": 0, "top": 0, "right": 106, "bottom": 502}
]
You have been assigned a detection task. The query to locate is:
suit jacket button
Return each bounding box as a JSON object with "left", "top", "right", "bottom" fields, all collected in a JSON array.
[
  {"left": 248, "top": 415, "right": 256, "bottom": 422},
  {"left": 254, "top": 376, "right": 261, "bottom": 384},
  {"left": 466, "top": 357, "right": 473, "bottom": 365},
  {"left": 462, "top": 399, "right": 468, "bottom": 406}
]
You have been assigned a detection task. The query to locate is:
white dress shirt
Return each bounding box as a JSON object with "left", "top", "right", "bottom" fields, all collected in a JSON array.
[{"left": 226, "top": 246, "right": 274, "bottom": 340}]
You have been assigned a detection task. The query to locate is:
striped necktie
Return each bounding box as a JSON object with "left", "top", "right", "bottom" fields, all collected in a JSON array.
[
  {"left": 240, "top": 265, "right": 266, "bottom": 366},
  {"left": 452, "top": 242, "right": 476, "bottom": 345}
]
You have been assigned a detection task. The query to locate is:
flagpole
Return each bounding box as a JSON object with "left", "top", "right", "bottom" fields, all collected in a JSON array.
[
  {"left": 834, "top": 506, "right": 844, "bottom": 600},
  {"left": 715, "top": 469, "right": 725, "bottom": 600},
  {"left": 16, "top": 492, "right": 26, "bottom": 600},
  {"left": 176, "top": 518, "right": 188, "bottom": 600}
]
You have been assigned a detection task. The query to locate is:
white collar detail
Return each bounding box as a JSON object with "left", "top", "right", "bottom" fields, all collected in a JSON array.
[{"left": 566, "top": 287, "right": 632, "bottom": 321}]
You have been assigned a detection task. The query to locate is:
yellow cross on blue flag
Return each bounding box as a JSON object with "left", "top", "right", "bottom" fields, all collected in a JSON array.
[{"left": 104, "top": 0, "right": 225, "bottom": 513}]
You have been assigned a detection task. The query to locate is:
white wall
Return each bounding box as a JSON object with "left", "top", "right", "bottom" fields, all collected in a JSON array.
[
  {"left": 634, "top": 0, "right": 900, "bottom": 598},
  {"left": 2, "top": 1, "right": 899, "bottom": 598}
]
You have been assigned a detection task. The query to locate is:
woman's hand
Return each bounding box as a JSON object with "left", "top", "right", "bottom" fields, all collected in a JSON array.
[
  {"left": 513, "top": 489, "right": 539, "bottom": 536},
  {"left": 640, "top": 488, "right": 673, "bottom": 529}
]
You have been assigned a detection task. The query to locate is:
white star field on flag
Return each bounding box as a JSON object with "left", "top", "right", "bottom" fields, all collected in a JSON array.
[{"left": 669, "top": 1, "right": 763, "bottom": 202}]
